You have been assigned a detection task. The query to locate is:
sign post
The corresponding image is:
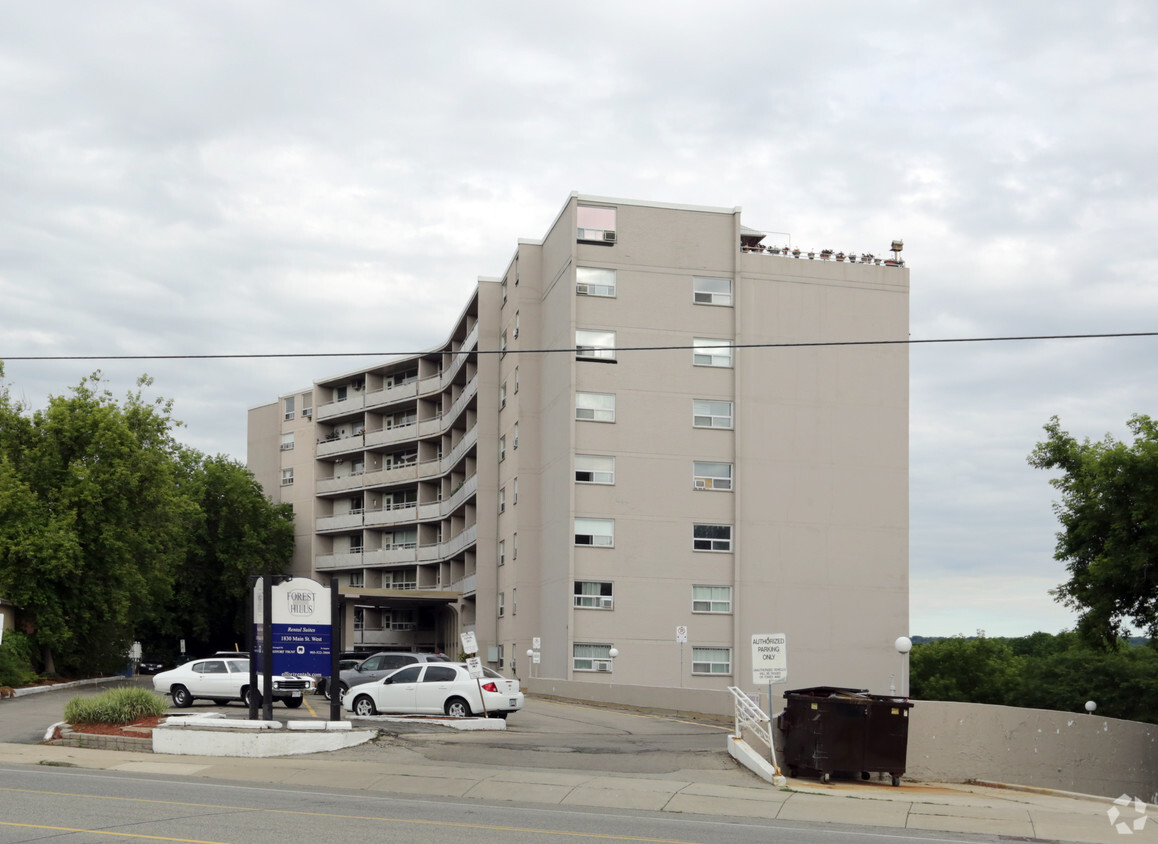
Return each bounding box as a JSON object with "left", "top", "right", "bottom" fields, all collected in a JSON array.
[
  {"left": 460, "top": 631, "right": 487, "bottom": 717},
  {"left": 751, "top": 633, "right": 788, "bottom": 716},
  {"left": 675, "top": 625, "right": 688, "bottom": 687}
]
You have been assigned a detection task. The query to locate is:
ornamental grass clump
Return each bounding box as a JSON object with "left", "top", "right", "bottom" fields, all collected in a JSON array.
[{"left": 64, "top": 687, "right": 169, "bottom": 725}]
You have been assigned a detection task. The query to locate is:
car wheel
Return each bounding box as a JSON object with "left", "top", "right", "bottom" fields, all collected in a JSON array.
[
  {"left": 171, "top": 685, "right": 193, "bottom": 708},
  {"left": 283, "top": 696, "right": 303, "bottom": 709},
  {"left": 244, "top": 687, "right": 262, "bottom": 708},
  {"left": 352, "top": 695, "right": 377, "bottom": 717},
  {"left": 444, "top": 696, "right": 471, "bottom": 718},
  {"left": 212, "top": 699, "right": 230, "bottom": 706},
  {"left": 318, "top": 680, "right": 330, "bottom": 699},
  {"left": 337, "top": 682, "right": 349, "bottom": 699}
]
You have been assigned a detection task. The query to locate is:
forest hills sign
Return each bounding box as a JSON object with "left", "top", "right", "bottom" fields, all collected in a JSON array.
[{"left": 253, "top": 577, "right": 332, "bottom": 675}]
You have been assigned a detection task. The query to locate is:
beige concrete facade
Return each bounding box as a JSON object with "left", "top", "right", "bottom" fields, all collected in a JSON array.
[{"left": 247, "top": 193, "right": 910, "bottom": 701}]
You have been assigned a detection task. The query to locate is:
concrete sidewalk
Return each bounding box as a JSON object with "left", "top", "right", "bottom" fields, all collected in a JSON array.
[{"left": 0, "top": 737, "right": 1149, "bottom": 843}]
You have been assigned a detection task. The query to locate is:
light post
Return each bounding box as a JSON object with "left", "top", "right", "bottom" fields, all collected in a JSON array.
[
  {"left": 526, "top": 649, "right": 535, "bottom": 681},
  {"left": 895, "top": 636, "right": 912, "bottom": 699},
  {"left": 608, "top": 647, "right": 618, "bottom": 688}
]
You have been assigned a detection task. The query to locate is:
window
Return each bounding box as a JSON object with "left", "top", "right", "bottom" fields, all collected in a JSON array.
[
  {"left": 693, "top": 585, "right": 733, "bottom": 613},
  {"left": 496, "top": 643, "right": 505, "bottom": 668},
  {"left": 575, "top": 454, "right": 615, "bottom": 484},
  {"left": 283, "top": 396, "right": 295, "bottom": 421},
  {"left": 573, "top": 643, "right": 614, "bottom": 671},
  {"left": 576, "top": 392, "right": 615, "bottom": 422},
  {"left": 575, "top": 517, "right": 614, "bottom": 547},
  {"left": 301, "top": 392, "right": 313, "bottom": 418},
  {"left": 693, "top": 338, "right": 733, "bottom": 367},
  {"left": 498, "top": 592, "right": 505, "bottom": 617},
  {"left": 513, "top": 366, "right": 519, "bottom": 393},
  {"left": 498, "top": 487, "right": 506, "bottom": 513},
  {"left": 693, "top": 461, "right": 733, "bottom": 491},
  {"left": 500, "top": 382, "right": 507, "bottom": 409},
  {"left": 512, "top": 587, "right": 517, "bottom": 615},
  {"left": 693, "top": 524, "right": 732, "bottom": 552},
  {"left": 576, "top": 266, "right": 616, "bottom": 297},
  {"left": 576, "top": 329, "right": 616, "bottom": 362},
  {"left": 513, "top": 421, "right": 519, "bottom": 449},
  {"left": 514, "top": 310, "right": 520, "bottom": 338},
  {"left": 353, "top": 607, "right": 364, "bottom": 631},
  {"left": 280, "top": 432, "right": 295, "bottom": 451},
  {"left": 499, "top": 435, "right": 507, "bottom": 462},
  {"left": 349, "top": 534, "right": 363, "bottom": 553},
  {"left": 498, "top": 539, "right": 505, "bottom": 566},
  {"left": 577, "top": 205, "right": 616, "bottom": 243},
  {"left": 336, "top": 385, "right": 348, "bottom": 402},
  {"left": 501, "top": 330, "right": 508, "bottom": 355},
  {"left": 693, "top": 276, "right": 733, "bottom": 306},
  {"left": 281, "top": 468, "right": 294, "bottom": 486},
  {"left": 425, "top": 665, "right": 457, "bottom": 683},
  {"left": 574, "top": 580, "right": 614, "bottom": 609},
  {"left": 349, "top": 571, "right": 364, "bottom": 587},
  {"left": 501, "top": 279, "right": 507, "bottom": 304},
  {"left": 692, "top": 646, "right": 732, "bottom": 675},
  {"left": 513, "top": 532, "right": 518, "bottom": 560},
  {"left": 513, "top": 477, "right": 518, "bottom": 504},
  {"left": 693, "top": 399, "right": 734, "bottom": 429}
]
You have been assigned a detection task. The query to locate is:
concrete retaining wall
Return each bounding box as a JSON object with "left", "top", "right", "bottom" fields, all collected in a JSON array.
[{"left": 525, "top": 679, "right": 1158, "bottom": 799}]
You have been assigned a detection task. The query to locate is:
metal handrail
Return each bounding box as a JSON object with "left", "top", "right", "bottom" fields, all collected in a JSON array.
[{"left": 728, "top": 686, "right": 782, "bottom": 777}]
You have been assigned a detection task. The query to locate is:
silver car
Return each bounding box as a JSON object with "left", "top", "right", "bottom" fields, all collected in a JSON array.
[{"left": 335, "top": 651, "right": 449, "bottom": 698}]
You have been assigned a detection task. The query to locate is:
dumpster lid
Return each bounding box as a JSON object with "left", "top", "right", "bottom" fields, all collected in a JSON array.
[{"left": 783, "top": 686, "right": 913, "bottom": 707}]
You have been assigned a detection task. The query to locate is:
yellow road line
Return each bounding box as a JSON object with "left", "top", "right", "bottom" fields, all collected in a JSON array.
[
  {"left": 0, "top": 787, "right": 704, "bottom": 843},
  {"left": 0, "top": 821, "right": 230, "bottom": 843}
]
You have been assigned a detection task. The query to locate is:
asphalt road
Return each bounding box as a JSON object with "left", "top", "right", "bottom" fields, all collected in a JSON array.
[{"left": 0, "top": 764, "right": 990, "bottom": 844}]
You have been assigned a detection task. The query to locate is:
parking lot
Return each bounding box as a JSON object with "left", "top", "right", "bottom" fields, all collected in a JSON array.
[{"left": 4, "top": 676, "right": 738, "bottom": 776}]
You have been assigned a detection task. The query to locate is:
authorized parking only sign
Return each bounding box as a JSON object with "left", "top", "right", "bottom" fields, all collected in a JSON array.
[{"left": 751, "top": 633, "right": 787, "bottom": 685}]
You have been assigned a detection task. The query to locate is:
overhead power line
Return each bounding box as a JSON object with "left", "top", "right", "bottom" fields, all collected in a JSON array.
[{"left": 1, "top": 331, "right": 1156, "bottom": 362}]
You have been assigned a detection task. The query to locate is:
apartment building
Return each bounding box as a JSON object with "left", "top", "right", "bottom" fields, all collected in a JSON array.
[{"left": 248, "top": 193, "right": 910, "bottom": 699}]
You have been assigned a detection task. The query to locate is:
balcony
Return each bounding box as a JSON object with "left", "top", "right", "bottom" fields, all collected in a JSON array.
[
  {"left": 440, "top": 523, "right": 477, "bottom": 559},
  {"left": 318, "top": 433, "right": 365, "bottom": 459},
  {"left": 316, "top": 393, "right": 366, "bottom": 422},
  {"left": 315, "top": 550, "right": 365, "bottom": 570},
  {"left": 444, "top": 374, "right": 478, "bottom": 427},
  {"left": 453, "top": 573, "right": 477, "bottom": 596},
  {"left": 365, "top": 420, "right": 417, "bottom": 449},
  {"left": 316, "top": 512, "right": 365, "bottom": 533},
  {"left": 364, "top": 502, "right": 419, "bottom": 528},
  {"left": 363, "top": 380, "right": 418, "bottom": 413},
  {"left": 441, "top": 425, "right": 478, "bottom": 475},
  {"left": 361, "top": 546, "right": 420, "bottom": 566},
  {"left": 442, "top": 474, "right": 477, "bottom": 516},
  {"left": 316, "top": 472, "right": 367, "bottom": 495}
]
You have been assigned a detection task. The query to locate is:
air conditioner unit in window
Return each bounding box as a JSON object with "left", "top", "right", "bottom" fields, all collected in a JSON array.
[
  {"left": 694, "top": 479, "right": 707, "bottom": 489},
  {"left": 596, "top": 662, "right": 611, "bottom": 671},
  {"left": 603, "top": 231, "right": 617, "bottom": 243},
  {"left": 576, "top": 283, "right": 589, "bottom": 294},
  {"left": 599, "top": 596, "right": 614, "bottom": 609},
  {"left": 302, "top": 408, "right": 312, "bottom": 418}
]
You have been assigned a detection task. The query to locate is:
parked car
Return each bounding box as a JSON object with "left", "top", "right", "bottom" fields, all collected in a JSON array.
[
  {"left": 332, "top": 651, "right": 450, "bottom": 699},
  {"left": 137, "top": 656, "right": 166, "bottom": 675},
  {"left": 214, "top": 650, "right": 316, "bottom": 690},
  {"left": 313, "top": 651, "right": 377, "bottom": 698},
  {"left": 152, "top": 657, "right": 313, "bottom": 708},
  {"left": 343, "top": 662, "right": 524, "bottom": 718}
]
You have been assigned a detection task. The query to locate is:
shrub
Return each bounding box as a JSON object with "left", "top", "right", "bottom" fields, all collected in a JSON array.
[
  {"left": 63, "top": 687, "right": 169, "bottom": 725},
  {"left": 0, "top": 631, "right": 38, "bottom": 688}
]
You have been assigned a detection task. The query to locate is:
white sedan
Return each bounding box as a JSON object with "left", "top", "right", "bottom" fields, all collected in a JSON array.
[
  {"left": 343, "top": 662, "right": 524, "bottom": 718},
  {"left": 152, "top": 657, "right": 313, "bottom": 708}
]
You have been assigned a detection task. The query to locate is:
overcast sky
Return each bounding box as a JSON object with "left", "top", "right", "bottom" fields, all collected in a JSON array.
[{"left": 3, "top": 2, "right": 1155, "bottom": 638}]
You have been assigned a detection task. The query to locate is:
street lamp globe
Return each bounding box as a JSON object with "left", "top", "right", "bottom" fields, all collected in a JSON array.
[
  {"left": 608, "top": 648, "right": 619, "bottom": 659},
  {"left": 1085, "top": 700, "right": 1097, "bottom": 715},
  {"left": 895, "top": 636, "right": 912, "bottom": 654}
]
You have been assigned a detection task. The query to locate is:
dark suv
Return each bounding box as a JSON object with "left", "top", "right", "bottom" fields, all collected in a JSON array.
[
  {"left": 314, "top": 651, "right": 377, "bottom": 698},
  {"left": 334, "top": 651, "right": 449, "bottom": 698}
]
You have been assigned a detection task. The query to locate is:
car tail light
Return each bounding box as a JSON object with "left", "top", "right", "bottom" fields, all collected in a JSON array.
[{"left": 481, "top": 682, "right": 498, "bottom": 693}]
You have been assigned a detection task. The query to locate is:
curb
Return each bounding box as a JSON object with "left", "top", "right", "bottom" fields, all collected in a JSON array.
[
  {"left": 966, "top": 779, "right": 1122, "bottom": 806},
  {"left": 10, "top": 677, "right": 125, "bottom": 698}
]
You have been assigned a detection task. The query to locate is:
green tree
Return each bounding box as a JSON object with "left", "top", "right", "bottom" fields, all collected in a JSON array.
[
  {"left": 0, "top": 371, "right": 184, "bottom": 674},
  {"left": 139, "top": 450, "right": 294, "bottom": 657},
  {"left": 909, "top": 635, "right": 1021, "bottom": 704},
  {"left": 1028, "top": 415, "right": 1158, "bottom": 648}
]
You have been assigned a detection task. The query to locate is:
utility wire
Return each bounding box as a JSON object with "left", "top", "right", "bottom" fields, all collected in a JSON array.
[{"left": 1, "top": 331, "right": 1156, "bottom": 362}]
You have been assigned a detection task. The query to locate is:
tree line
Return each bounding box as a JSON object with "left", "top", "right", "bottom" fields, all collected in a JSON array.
[
  {"left": 0, "top": 367, "right": 293, "bottom": 681},
  {"left": 910, "top": 632, "right": 1158, "bottom": 723}
]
